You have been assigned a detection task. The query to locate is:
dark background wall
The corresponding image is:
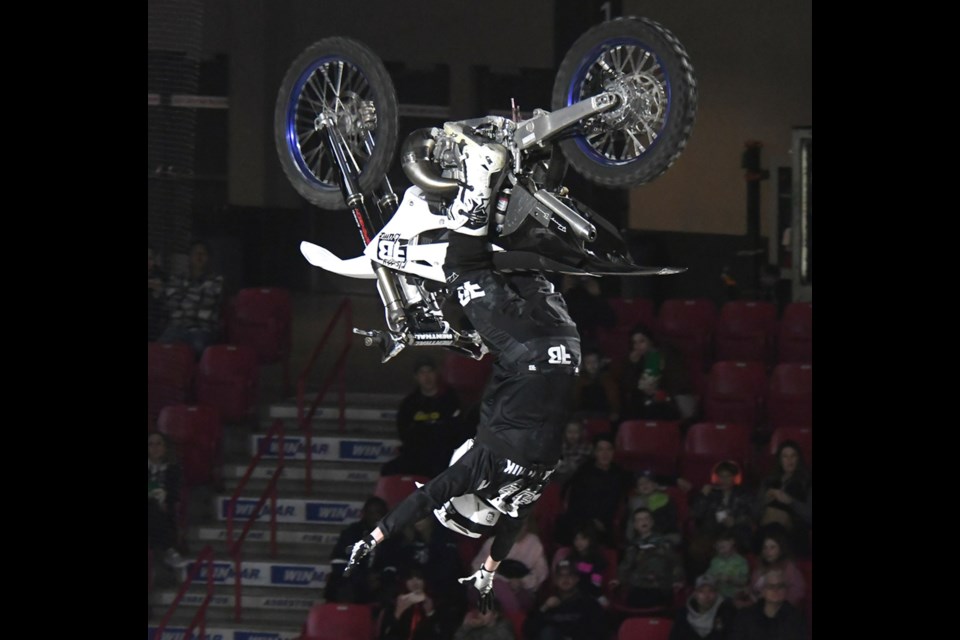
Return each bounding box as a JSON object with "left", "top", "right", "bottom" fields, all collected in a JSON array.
[{"left": 148, "top": 0, "right": 812, "bottom": 303}]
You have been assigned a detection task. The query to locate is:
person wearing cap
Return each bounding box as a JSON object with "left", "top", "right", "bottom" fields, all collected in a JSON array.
[
  {"left": 522, "top": 559, "right": 606, "bottom": 640},
  {"left": 383, "top": 356, "right": 464, "bottom": 478},
  {"left": 668, "top": 573, "right": 737, "bottom": 640}
]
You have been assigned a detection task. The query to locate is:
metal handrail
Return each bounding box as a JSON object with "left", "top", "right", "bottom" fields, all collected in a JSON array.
[
  {"left": 296, "top": 296, "right": 353, "bottom": 494},
  {"left": 153, "top": 545, "right": 216, "bottom": 640},
  {"left": 225, "top": 418, "right": 286, "bottom": 622}
]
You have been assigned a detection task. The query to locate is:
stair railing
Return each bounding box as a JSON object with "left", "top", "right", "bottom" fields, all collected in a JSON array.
[
  {"left": 225, "top": 418, "right": 286, "bottom": 622},
  {"left": 153, "top": 544, "right": 216, "bottom": 640},
  {"left": 296, "top": 296, "right": 353, "bottom": 494}
]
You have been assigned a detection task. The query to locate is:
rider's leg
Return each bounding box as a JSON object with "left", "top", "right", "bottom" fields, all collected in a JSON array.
[{"left": 344, "top": 443, "right": 497, "bottom": 574}]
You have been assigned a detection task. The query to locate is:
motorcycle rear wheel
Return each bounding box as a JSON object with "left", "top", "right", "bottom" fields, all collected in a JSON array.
[
  {"left": 551, "top": 17, "right": 698, "bottom": 188},
  {"left": 275, "top": 37, "right": 399, "bottom": 210}
]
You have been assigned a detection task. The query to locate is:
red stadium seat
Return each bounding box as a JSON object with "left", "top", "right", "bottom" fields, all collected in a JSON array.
[
  {"left": 304, "top": 603, "right": 373, "bottom": 640},
  {"left": 582, "top": 416, "right": 614, "bottom": 440},
  {"left": 505, "top": 610, "right": 527, "bottom": 640},
  {"left": 680, "top": 422, "right": 752, "bottom": 489},
  {"left": 714, "top": 301, "right": 778, "bottom": 366},
  {"left": 609, "top": 297, "right": 657, "bottom": 333},
  {"left": 614, "top": 420, "right": 681, "bottom": 477},
  {"left": 148, "top": 342, "right": 196, "bottom": 420},
  {"left": 534, "top": 481, "right": 566, "bottom": 558},
  {"left": 439, "top": 352, "right": 492, "bottom": 408},
  {"left": 225, "top": 287, "right": 293, "bottom": 395},
  {"left": 776, "top": 301, "right": 812, "bottom": 364},
  {"left": 373, "top": 474, "right": 430, "bottom": 510},
  {"left": 767, "top": 363, "right": 812, "bottom": 429},
  {"left": 195, "top": 344, "right": 260, "bottom": 423},
  {"left": 656, "top": 298, "right": 717, "bottom": 374},
  {"left": 157, "top": 404, "right": 223, "bottom": 488},
  {"left": 617, "top": 615, "right": 674, "bottom": 640},
  {"left": 702, "top": 361, "right": 769, "bottom": 432}
]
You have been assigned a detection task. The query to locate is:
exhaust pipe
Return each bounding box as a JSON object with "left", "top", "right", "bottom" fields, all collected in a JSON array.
[{"left": 400, "top": 128, "right": 458, "bottom": 196}]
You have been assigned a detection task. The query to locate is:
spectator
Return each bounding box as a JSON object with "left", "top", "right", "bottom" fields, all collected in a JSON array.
[
  {"left": 612, "top": 507, "right": 685, "bottom": 609},
  {"left": 550, "top": 520, "right": 609, "bottom": 604},
  {"left": 376, "top": 516, "right": 467, "bottom": 627},
  {"left": 556, "top": 434, "right": 633, "bottom": 547},
  {"left": 686, "top": 460, "right": 755, "bottom": 575},
  {"left": 148, "top": 245, "right": 168, "bottom": 341},
  {"left": 668, "top": 574, "right": 737, "bottom": 640},
  {"left": 522, "top": 559, "right": 606, "bottom": 640},
  {"left": 452, "top": 600, "right": 516, "bottom": 640},
  {"left": 572, "top": 347, "right": 620, "bottom": 423},
  {"left": 158, "top": 239, "right": 224, "bottom": 359},
  {"left": 705, "top": 531, "right": 750, "bottom": 603},
  {"left": 552, "top": 419, "right": 593, "bottom": 487},
  {"left": 561, "top": 275, "right": 615, "bottom": 346},
  {"left": 625, "top": 468, "right": 681, "bottom": 547},
  {"left": 382, "top": 356, "right": 464, "bottom": 478},
  {"left": 753, "top": 440, "right": 812, "bottom": 557},
  {"left": 617, "top": 323, "right": 684, "bottom": 421},
  {"left": 730, "top": 569, "right": 808, "bottom": 640},
  {"left": 747, "top": 532, "right": 805, "bottom": 609},
  {"left": 379, "top": 566, "right": 446, "bottom": 640},
  {"left": 325, "top": 496, "right": 390, "bottom": 604},
  {"left": 147, "top": 432, "right": 187, "bottom": 571},
  {"left": 470, "top": 514, "right": 548, "bottom": 616}
]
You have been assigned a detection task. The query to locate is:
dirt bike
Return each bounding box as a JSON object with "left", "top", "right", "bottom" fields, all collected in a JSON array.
[{"left": 274, "top": 17, "right": 698, "bottom": 362}]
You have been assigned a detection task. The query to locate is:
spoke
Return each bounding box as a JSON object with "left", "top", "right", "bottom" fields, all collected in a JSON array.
[
  {"left": 306, "top": 73, "right": 329, "bottom": 110},
  {"left": 302, "top": 143, "right": 325, "bottom": 164},
  {"left": 336, "top": 60, "right": 344, "bottom": 102},
  {"left": 602, "top": 133, "right": 617, "bottom": 159},
  {"left": 298, "top": 127, "right": 319, "bottom": 146},
  {"left": 319, "top": 66, "right": 344, "bottom": 111},
  {"left": 608, "top": 47, "right": 624, "bottom": 75},
  {"left": 322, "top": 162, "right": 337, "bottom": 184},
  {"left": 625, "top": 128, "right": 646, "bottom": 156},
  {"left": 634, "top": 49, "right": 651, "bottom": 75}
]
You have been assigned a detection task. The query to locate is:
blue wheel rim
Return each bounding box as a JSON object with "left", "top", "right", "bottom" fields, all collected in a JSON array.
[
  {"left": 564, "top": 38, "right": 671, "bottom": 166},
  {"left": 284, "top": 55, "right": 376, "bottom": 191}
]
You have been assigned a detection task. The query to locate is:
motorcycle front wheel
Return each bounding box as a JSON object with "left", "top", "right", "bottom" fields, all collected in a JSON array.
[
  {"left": 551, "top": 17, "right": 698, "bottom": 188},
  {"left": 275, "top": 37, "right": 399, "bottom": 210}
]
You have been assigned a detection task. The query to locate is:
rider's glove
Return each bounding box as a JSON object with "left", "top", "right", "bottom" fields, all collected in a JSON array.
[
  {"left": 458, "top": 566, "right": 496, "bottom": 613},
  {"left": 343, "top": 535, "right": 377, "bottom": 577}
]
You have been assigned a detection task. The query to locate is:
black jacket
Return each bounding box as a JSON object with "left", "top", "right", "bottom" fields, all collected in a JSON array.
[{"left": 730, "top": 600, "right": 807, "bottom": 640}]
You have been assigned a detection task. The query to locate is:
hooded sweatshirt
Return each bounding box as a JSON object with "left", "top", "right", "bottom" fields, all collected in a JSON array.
[{"left": 687, "top": 594, "right": 723, "bottom": 637}]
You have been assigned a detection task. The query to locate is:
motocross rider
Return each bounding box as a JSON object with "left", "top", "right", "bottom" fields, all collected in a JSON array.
[{"left": 343, "top": 119, "right": 582, "bottom": 612}]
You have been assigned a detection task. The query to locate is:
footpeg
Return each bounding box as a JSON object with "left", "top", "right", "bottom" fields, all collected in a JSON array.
[{"left": 353, "top": 328, "right": 406, "bottom": 363}]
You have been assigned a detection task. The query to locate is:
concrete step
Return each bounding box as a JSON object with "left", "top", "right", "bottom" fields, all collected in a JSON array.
[
  {"left": 147, "top": 620, "right": 303, "bottom": 640},
  {"left": 150, "top": 585, "right": 321, "bottom": 624},
  {"left": 220, "top": 462, "right": 381, "bottom": 485},
  {"left": 266, "top": 393, "right": 404, "bottom": 423},
  {"left": 190, "top": 522, "right": 341, "bottom": 554},
  {"left": 252, "top": 419, "right": 398, "bottom": 438}
]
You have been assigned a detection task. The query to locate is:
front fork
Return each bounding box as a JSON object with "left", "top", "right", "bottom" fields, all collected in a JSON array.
[{"left": 317, "top": 116, "right": 486, "bottom": 362}]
